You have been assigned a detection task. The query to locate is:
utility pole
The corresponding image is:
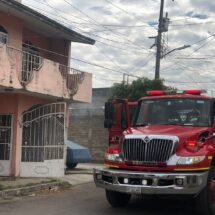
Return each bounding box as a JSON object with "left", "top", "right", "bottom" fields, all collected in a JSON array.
[
  {"left": 151, "top": 0, "right": 189, "bottom": 80},
  {"left": 155, "top": 0, "right": 165, "bottom": 80}
]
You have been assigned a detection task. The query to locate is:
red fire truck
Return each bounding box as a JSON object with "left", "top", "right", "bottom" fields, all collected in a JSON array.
[{"left": 94, "top": 90, "right": 215, "bottom": 215}]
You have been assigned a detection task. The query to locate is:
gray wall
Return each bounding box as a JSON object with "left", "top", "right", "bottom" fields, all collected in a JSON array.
[{"left": 68, "top": 88, "right": 110, "bottom": 162}]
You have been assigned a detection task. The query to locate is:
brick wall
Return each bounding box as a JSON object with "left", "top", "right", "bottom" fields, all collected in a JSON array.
[{"left": 68, "top": 88, "right": 110, "bottom": 162}]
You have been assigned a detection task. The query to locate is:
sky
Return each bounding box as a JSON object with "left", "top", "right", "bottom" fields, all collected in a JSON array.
[{"left": 22, "top": 0, "right": 215, "bottom": 94}]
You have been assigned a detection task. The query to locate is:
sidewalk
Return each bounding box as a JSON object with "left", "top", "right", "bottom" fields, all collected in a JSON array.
[
  {"left": 0, "top": 163, "right": 104, "bottom": 199},
  {"left": 63, "top": 163, "right": 104, "bottom": 186}
]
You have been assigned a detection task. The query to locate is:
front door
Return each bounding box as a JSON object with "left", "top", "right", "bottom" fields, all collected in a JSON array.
[
  {"left": 21, "top": 103, "right": 66, "bottom": 177},
  {"left": 0, "top": 115, "right": 12, "bottom": 176}
]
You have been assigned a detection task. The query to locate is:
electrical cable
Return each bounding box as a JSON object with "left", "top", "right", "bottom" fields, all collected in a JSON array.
[
  {"left": 25, "top": 1, "right": 153, "bottom": 54},
  {"left": 62, "top": 0, "right": 151, "bottom": 51}
]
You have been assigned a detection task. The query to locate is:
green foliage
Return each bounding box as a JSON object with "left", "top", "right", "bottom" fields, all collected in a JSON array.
[{"left": 109, "top": 78, "right": 174, "bottom": 101}]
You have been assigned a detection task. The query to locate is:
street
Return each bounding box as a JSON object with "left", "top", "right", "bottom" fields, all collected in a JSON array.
[{"left": 0, "top": 182, "right": 195, "bottom": 215}]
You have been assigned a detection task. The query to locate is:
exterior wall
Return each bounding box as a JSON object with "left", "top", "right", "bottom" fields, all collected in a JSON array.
[
  {"left": 0, "top": 11, "right": 23, "bottom": 86},
  {"left": 68, "top": 88, "right": 110, "bottom": 162},
  {"left": 0, "top": 93, "right": 50, "bottom": 176},
  {"left": 49, "top": 38, "right": 70, "bottom": 66},
  {"left": 0, "top": 45, "right": 23, "bottom": 89},
  {"left": 0, "top": 44, "right": 92, "bottom": 101},
  {"left": 0, "top": 11, "right": 23, "bottom": 49},
  {"left": 73, "top": 72, "right": 92, "bottom": 103},
  {"left": 25, "top": 59, "right": 69, "bottom": 98},
  {"left": 0, "top": 12, "right": 92, "bottom": 102},
  {"left": 23, "top": 29, "right": 70, "bottom": 65}
]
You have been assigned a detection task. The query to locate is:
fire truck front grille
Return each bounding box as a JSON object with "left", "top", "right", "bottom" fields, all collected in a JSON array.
[{"left": 122, "top": 138, "right": 175, "bottom": 164}]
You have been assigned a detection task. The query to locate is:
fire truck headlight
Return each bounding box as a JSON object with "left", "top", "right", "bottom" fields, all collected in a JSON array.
[
  {"left": 105, "top": 153, "right": 123, "bottom": 162},
  {"left": 177, "top": 156, "right": 205, "bottom": 165}
]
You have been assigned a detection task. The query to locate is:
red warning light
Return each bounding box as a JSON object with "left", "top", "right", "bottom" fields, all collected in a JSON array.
[
  {"left": 147, "top": 91, "right": 165, "bottom": 96},
  {"left": 183, "top": 90, "right": 203, "bottom": 95}
]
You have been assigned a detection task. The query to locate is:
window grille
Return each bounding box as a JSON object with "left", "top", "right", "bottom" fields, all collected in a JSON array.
[
  {"left": 22, "top": 103, "right": 66, "bottom": 162},
  {"left": 0, "top": 115, "right": 12, "bottom": 160}
]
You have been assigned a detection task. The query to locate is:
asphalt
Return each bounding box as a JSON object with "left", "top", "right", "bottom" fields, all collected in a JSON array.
[{"left": 0, "top": 163, "right": 103, "bottom": 199}]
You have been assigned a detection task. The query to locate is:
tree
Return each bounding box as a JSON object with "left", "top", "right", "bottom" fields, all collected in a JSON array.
[{"left": 109, "top": 78, "right": 172, "bottom": 101}]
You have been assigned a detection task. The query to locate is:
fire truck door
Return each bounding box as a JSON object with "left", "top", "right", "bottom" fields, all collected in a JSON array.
[{"left": 104, "top": 100, "right": 137, "bottom": 145}]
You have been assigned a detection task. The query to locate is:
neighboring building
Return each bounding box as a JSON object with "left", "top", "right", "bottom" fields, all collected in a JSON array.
[
  {"left": 68, "top": 88, "right": 110, "bottom": 162},
  {"left": 0, "top": 0, "right": 95, "bottom": 177}
]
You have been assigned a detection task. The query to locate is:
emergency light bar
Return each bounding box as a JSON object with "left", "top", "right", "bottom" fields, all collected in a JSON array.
[
  {"left": 147, "top": 90, "right": 206, "bottom": 96},
  {"left": 147, "top": 91, "right": 165, "bottom": 96}
]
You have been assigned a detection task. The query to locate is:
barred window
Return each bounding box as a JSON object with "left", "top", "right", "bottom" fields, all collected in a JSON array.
[{"left": 0, "top": 115, "right": 12, "bottom": 160}]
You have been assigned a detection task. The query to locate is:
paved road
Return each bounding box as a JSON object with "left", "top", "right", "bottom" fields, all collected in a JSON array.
[{"left": 0, "top": 182, "right": 195, "bottom": 215}]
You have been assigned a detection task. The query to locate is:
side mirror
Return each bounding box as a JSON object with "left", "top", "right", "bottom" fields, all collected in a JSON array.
[{"left": 104, "top": 102, "right": 114, "bottom": 128}]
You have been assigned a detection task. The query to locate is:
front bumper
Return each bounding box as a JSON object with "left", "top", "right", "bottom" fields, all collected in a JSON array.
[{"left": 94, "top": 168, "right": 208, "bottom": 195}]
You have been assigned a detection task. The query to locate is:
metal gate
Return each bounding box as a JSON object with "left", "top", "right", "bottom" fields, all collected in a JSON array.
[
  {"left": 0, "top": 115, "right": 12, "bottom": 176},
  {"left": 21, "top": 103, "right": 66, "bottom": 177}
]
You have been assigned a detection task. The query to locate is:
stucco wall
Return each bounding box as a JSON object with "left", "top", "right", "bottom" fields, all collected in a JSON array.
[
  {"left": 0, "top": 93, "right": 50, "bottom": 176},
  {"left": 72, "top": 72, "right": 92, "bottom": 103},
  {"left": 23, "top": 28, "right": 70, "bottom": 65},
  {"left": 0, "top": 11, "right": 23, "bottom": 49}
]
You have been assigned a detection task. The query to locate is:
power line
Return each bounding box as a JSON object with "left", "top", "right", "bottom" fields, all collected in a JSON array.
[
  {"left": 190, "top": 33, "right": 215, "bottom": 46},
  {"left": 170, "top": 21, "right": 215, "bottom": 27},
  {"left": 104, "top": 0, "right": 157, "bottom": 30},
  {"left": 34, "top": 0, "right": 91, "bottom": 24},
  {"left": 162, "top": 59, "right": 205, "bottom": 88},
  {"left": 89, "top": 21, "right": 214, "bottom": 30},
  {"left": 132, "top": 53, "right": 155, "bottom": 75},
  {"left": 26, "top": 1, "right": 153, "bottom": 54},
  {"left": 25, "top": 2, "right": 153, "bottom": 55},
  {"left": 95, "top": 45, "right": 131, "bottom": 76},
  {"left": 71, "top": 57, "right": 140, "bottom": 78},
  {"left": 22, "top": 2, "right": 155, "bottom": 79},
  {"left": 187, "top": 35, "right": 215, "bottom": 57},
  {"left": 62, "top": 0, "right": 150, "bottom": 51},
  {"left": 9, "top": 39, "right": 140, "bottom": 79},
  {"left": 171, "top": 16, "right": 215, "bottom": 22}
]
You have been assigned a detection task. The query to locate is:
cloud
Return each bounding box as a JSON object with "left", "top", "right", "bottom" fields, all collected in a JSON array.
[
  {"left": 90, "top": 6, "right": 112, "bottom": 15},
  {"left": 185, "top": 11, "right": 208, "bottom": 20},
  {"left": 23, "top": 0, "right": 215, "bottom": 93}
]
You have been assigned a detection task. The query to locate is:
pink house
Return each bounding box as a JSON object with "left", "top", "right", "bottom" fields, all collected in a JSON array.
[{"left": 0, "top": 0, "right": 95, "bottom": 177}]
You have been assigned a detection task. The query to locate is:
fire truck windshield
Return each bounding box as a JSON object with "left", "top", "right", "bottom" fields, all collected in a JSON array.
[{"left": 133, "top": 98, "right": 211, "bottom": 127}]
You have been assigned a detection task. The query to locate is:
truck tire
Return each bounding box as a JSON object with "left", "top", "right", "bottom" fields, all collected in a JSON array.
[
  {"left": 195, "top": 166, "right": 215, "bottom": 215},
  {"left": 105, "top": 190, "right": 131, "bottom": 207}
]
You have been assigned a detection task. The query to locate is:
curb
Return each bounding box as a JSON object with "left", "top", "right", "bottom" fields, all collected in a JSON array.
[{"left": 0, "top": 182, "right": 62, "bottom": 199}]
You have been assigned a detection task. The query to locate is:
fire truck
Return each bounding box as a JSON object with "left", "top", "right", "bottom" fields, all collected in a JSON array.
[{"left": 94, "top": 90, "right": 215, "bottom": 215}]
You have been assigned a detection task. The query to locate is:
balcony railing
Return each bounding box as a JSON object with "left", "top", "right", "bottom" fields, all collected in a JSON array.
[
  {"left": 21, "top": 50, "right": 43, "bottom": 84},
  {"left": 59, "top": 65, "right": 85, "bottom": 96},
  {"left": 0, "top": 42, "right": 87, "bottom": 98}
]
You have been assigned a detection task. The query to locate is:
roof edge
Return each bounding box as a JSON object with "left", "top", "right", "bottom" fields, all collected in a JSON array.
[{"left": 0, "top": 0, "right": 95, "bottom": 45}]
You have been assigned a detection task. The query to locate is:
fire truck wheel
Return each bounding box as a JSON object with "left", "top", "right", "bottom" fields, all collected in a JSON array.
[
  {"left": 195, "top": 166, "right": 215, "bottom": 215},
  {"left": 105, "top": 190, "right": 131, "bottom": 207}
]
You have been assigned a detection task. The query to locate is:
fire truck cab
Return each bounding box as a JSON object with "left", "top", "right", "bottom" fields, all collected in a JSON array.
[{"left": 94, "top": 90, "right": 215, "bottom": 215}]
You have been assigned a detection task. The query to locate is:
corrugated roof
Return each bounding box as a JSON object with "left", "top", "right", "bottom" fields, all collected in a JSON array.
[{"left": 0, "top": 0, "right": 95, "bottom": 45}]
